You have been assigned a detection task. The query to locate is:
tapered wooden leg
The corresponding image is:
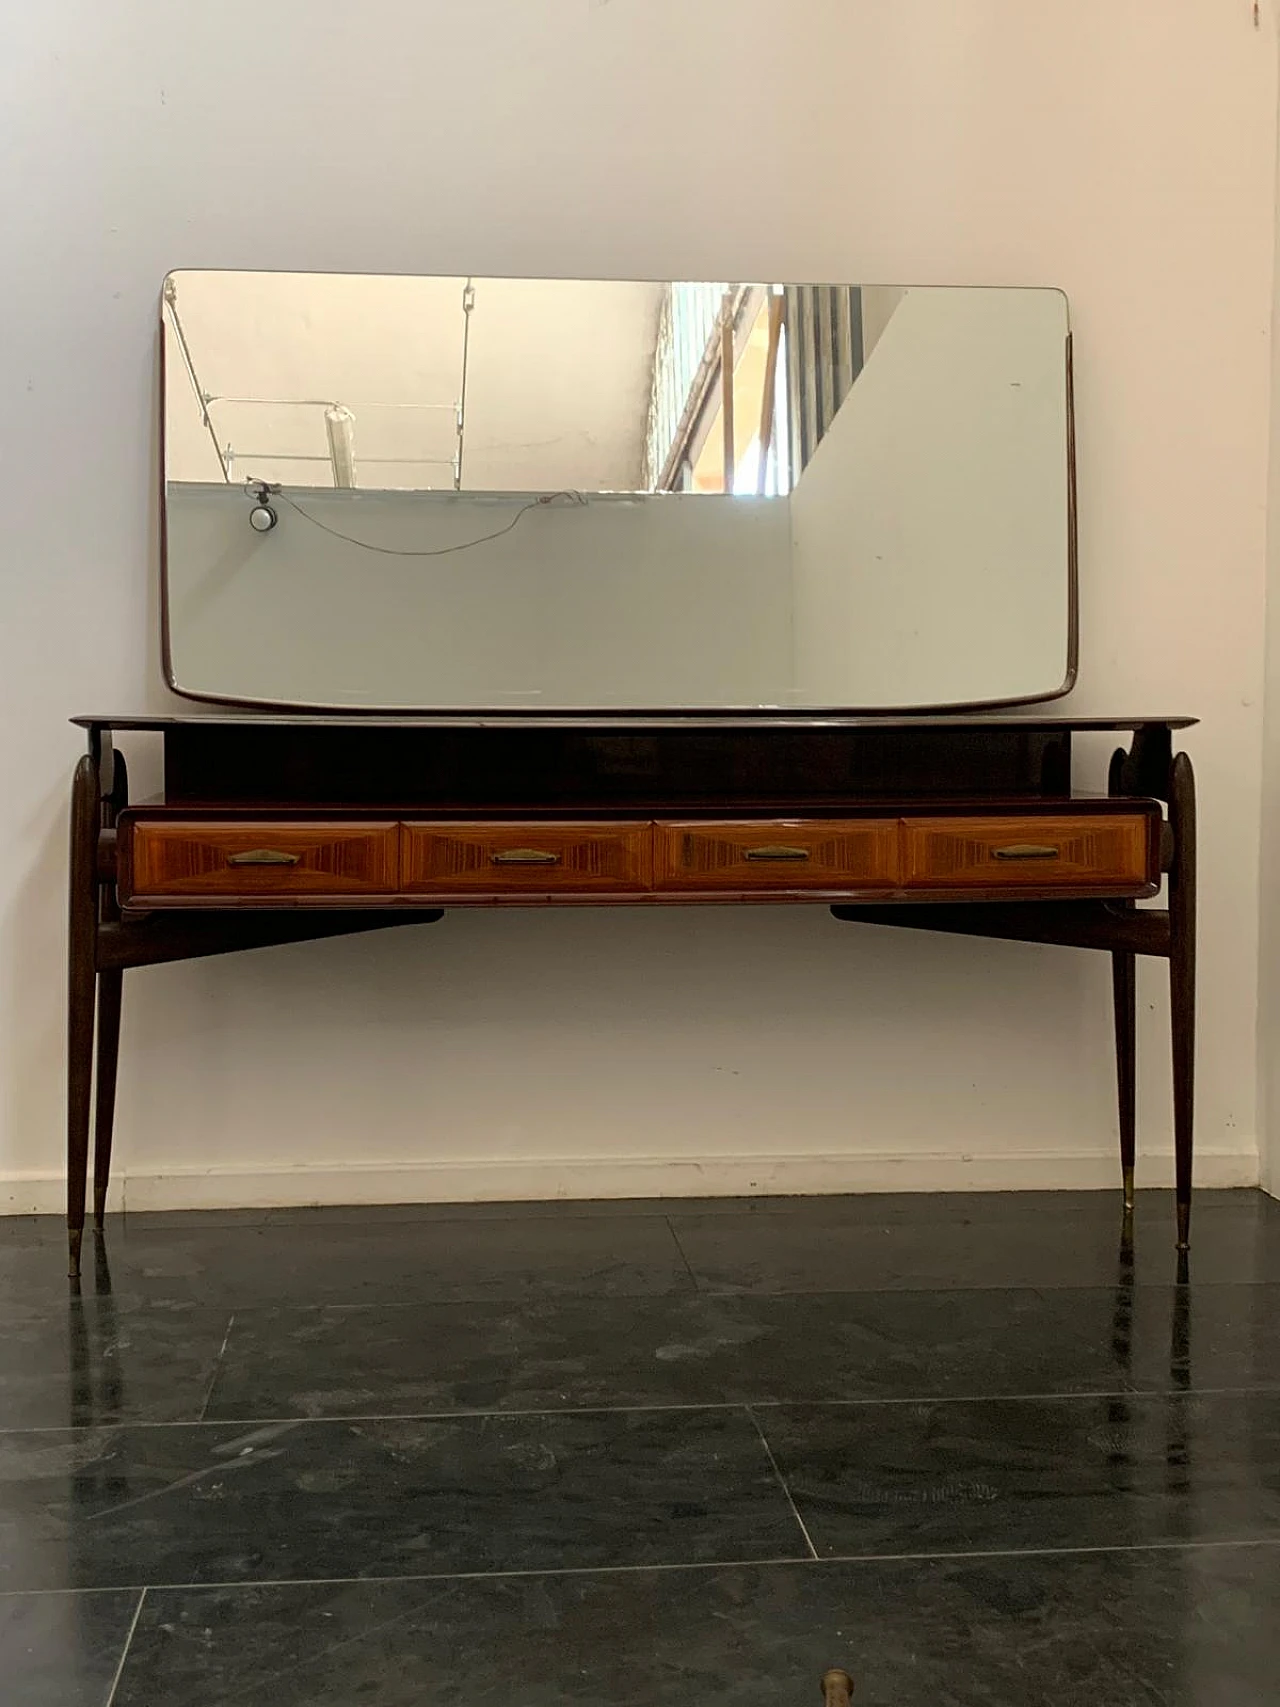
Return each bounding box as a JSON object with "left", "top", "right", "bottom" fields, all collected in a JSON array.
[
  {"left": 67, "top": 754, "right": 101, "bottom": 1278},
  {"left": 91, "top": 749, "right": 127, "bottom": 1231},
  {"left": 1112, "top": 947, "right": 1137, "bottom": 1215},
  {"left": 92, "top": 970, "right": 122, "bottom": 1228},
  {"left": 67, "top": 973, "right": 94, "bottom": 1280},
  {"left": 1169, "top": 752, "right": 1196, "bottom": 1252},
  {"left": 1107, "top": 750, "right": 1138, "bottom": 1219}
]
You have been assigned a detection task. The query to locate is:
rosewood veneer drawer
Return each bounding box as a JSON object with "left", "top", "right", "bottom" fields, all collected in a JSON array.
[
  {"left": 402, "top": 823, "right": 652, "bottom": 894},
  {"left": 656, "top": 820, "right": 900, "bottom": 891},
  {"left": 126, "top": 822, "right": 399, "bottom": 900},
  {"left": 903, "top": 814, "right": 1156, "bottom": 890}
]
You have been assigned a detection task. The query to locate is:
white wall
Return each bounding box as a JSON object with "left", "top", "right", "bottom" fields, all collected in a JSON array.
[
  {"left": 790, "top": 287, "right": 1071, "bottom": 706},
  {"left": 1264, "top": 548, "right": 1280, "bottom": 1196},
  {"left": 860, "top": 287, "right": 906, "bottom": 364},
  {"left": 1, "top": 0, "right": 1274, "bottom": 1212},
  {"left": 1261, "top": 24, "right": 1280, "bottom": 1201}
]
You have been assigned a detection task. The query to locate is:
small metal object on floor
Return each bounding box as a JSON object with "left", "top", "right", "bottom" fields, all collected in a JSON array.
[{"left": 821, "top": 1669, "right": 854, "bottom": 1704}]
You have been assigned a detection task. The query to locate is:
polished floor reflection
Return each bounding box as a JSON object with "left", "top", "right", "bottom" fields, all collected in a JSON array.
[{"left": 1, "top": 1189, "right": 1278, "bottom": 1703}]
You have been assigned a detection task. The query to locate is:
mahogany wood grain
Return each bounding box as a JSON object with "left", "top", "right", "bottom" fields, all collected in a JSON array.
[
  {"left": 902, "top": 813, "right": 1154, "bottom": 890},
  {"left": 127, "top": 822, "right": 400, "bottom": 900},
  {"left": 401, "top": 822, "right": 652, "bottom": 894},
  {"left": 655, "top": 819, "right": 900, "bottom": 891}
]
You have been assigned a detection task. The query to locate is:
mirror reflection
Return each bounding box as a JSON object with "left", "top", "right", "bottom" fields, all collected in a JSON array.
[{"left": 163, "top": 272, "right": 1073, "bottom": 712}]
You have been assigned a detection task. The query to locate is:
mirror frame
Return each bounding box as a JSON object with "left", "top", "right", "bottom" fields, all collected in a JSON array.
[{"left": 158, "top": 272, "right": 1078, "bottom": 722}]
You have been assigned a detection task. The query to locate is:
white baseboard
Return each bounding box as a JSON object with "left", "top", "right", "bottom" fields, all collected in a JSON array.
[{"left": 0, "top": 1145, "right": 1260, "bottom": 1215}]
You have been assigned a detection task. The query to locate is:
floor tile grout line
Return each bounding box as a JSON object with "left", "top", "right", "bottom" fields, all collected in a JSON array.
[
  {"left": 0, "top": 1390, "right": 1143, "bottom": 1436},
  {"left": 746, "top": 1405, "right": 818, "bottom": 1562},
  {"left": 664, "top": 1214, "right": 702, "bottom": 1291},
  {"left": 103, "top": 1586, "right": 146, "bottom": 1707},
  {"left": 809, "top": 1536, "right": 1280, "bottom": 1568},
  {"left": 115, "top": 1207, "right": 688, "bottom": 1232},
  {"left": 11, "top": 1384, "right": 1278, "bottom": 1436},
  {"left": 197, "top": 1312, "right": 236, "bottom": 1423},
  {"left": 0, "top": 1557, "right": 819, "bottom": 1599},
  {"left": 6, "top": 1535, "right": 1280, "bottom": 1600}
]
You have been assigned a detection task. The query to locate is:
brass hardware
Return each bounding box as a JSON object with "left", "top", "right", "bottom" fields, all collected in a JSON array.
[
  {"left": 491, "top": 848, "right": 562, "bottom": 865},
  {"left": 744, "top": 845, "right": 811, "bottom": 862},
  {"left": 1123, "top": 1165, "right": 1135, "bottom": 1214},
  {"left": 226, "top": 848, "right": 301, "bottom": 866},
  {"left": 821, "top": 1670, "right": 854, "bottom": 1705},
  {"left": 992, "top": 843, "right": 1060, "bottom": 860}
]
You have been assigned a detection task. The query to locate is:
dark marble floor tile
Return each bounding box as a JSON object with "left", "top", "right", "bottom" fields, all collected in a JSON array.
[
  {"left": 118, "top": 1198, "right": 700, "bottom": 1229},
  {"left": 0, "top": 1588, "right": 141, "bottom": 1707},
  {"left": 675, "top": 1188, "right": 1271, "bottom": 1227},
  {"left": 109, "top": 1189, "right": 1259, "bottom": 1229},
  {"left": 1044, "top": 1283, "right": 1280, "bottom": 1395},
  {"left": 205, "top": 1288, "right": 1134, "bottom": 1423},
  {"left": 759, "top": 1391, "right": 1280, "bottom": 1559},
  {"left": 0, "top": 1408, "right": 802, "bottom": 1592},
  {"left": 670, "top": 1191, "right": 1280, "bottom": 1292},
  {"left": 113, "top": 1546, "right": 1280, "bottom": 1706},
  {"left": 0, "top": 1228, "right": 197, "bottom": 1314},
  {"left": 117, "top": 1187, "right": 1280, "bottom": 1228},
  {"left": 0, "top": 1215, "right": 67, "bottom": 1248},
  {"left": 0, "top": 1302, "right": 233, "bottom": 1430},
  {"left": 0, "top": 1214, "right": 693, "bottom": 1310},
  {"left": 5, "top": 1192, "right": 1275, "bottom": 1308}
]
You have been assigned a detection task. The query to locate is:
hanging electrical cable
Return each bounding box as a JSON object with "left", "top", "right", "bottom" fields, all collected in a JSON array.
[{"left": 244, "top": 479, "right": 588, "bottom": 556}]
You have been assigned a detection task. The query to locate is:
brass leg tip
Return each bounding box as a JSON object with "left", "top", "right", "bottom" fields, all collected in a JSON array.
[
  {"left": 821, "top": 1671, "right": 854, "bottom": 1706},
  {"left": 1122, "top": 1167, "right": 1135, "bottom": 1214},
  {"left": 67, "top": 1229, "right": 83, "bottom": 1279},
  {"left": 1176, "top": 1202, "right": 1190, "bottom": 1251}
]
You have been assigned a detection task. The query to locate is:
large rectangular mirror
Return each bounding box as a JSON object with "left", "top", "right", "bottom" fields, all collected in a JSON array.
[{"left": 162, "top": 272, "right": 1074, "bottom": 713}]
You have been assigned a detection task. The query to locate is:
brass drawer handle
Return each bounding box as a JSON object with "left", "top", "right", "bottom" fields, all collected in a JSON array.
[
  {"left": 491, "top": 848, "right": 562, "bottom": 865},
  {"left": 226, "top": 848, "right": 302, "bottom": 866},
  {"left": 992, "top": 844, "right": 1061, "bottom": 861},
  {"left": 744, "top": 845, "right": 811, "bottom": 862}
]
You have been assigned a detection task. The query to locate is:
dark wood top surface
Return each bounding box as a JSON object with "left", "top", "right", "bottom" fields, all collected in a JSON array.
[{"left": 74, "top": 714, "right": 1198, "bottom": 733}]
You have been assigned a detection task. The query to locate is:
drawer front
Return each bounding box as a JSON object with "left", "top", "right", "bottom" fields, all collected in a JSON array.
[
  {"left": 656, "top": 820, "right": 900, "bottom": 891},
  {"left": 127, "top": 822, "right": 400, "bottom": 899},
  {"left": 903, "top": 814, "right": 1156, "bottom": 890},
  {"left": 402, "top": 823, "right": 652, "bottom": 894}
]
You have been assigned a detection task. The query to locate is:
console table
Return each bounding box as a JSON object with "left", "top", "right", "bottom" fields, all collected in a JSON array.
[{"left": 66, "top": 713, "right": 1196, "bottom": 1277}]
